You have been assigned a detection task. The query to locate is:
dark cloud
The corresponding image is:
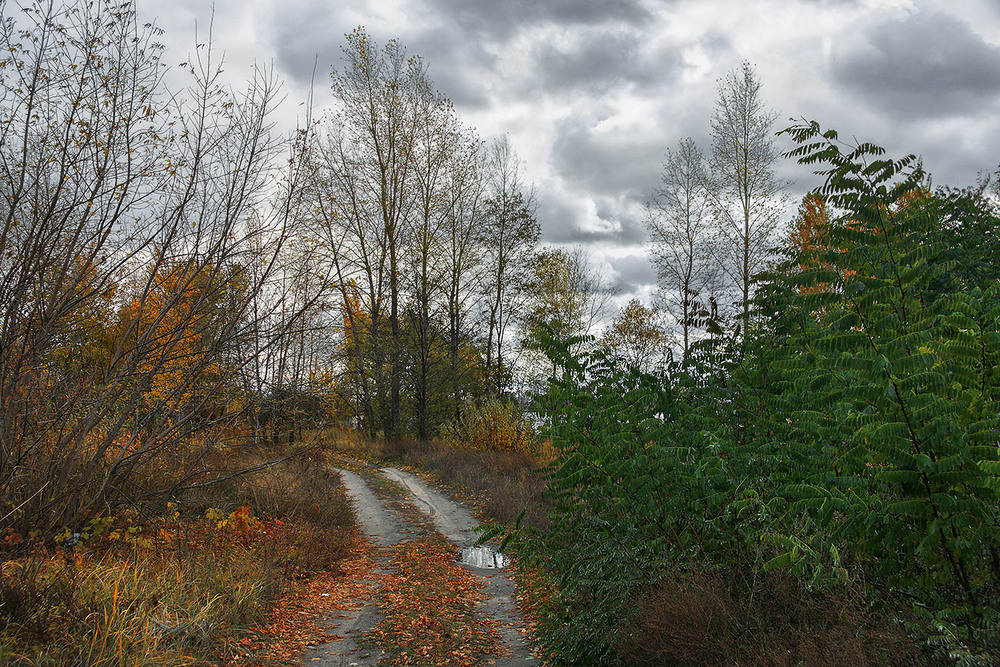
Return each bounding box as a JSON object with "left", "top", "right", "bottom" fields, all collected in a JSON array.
[
  {"left": 531, "top": 30, "right": 668, "bottom": 94},
  {"left": 538, "top": 192, "right": 648, "bottom": 249},
  {"left": 551, "top": 118, "right": 665, "bottom": 200},
  {"left": 407, "top": 29, "right": 497, "bottom": 108},
  {"left": 831, "top": 11, "right": 1000, "bottom": 119},
  {"left": 265, "top": 5, "right": 496, "bottom": 109},
  {"left": 265, "top": 0, "right": 350, "bottom": 86},
  {"left": 422, "top": 0, "right": 653, "bottom": 43}
]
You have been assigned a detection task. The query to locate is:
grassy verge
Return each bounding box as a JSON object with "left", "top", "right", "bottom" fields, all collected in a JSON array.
[
  {"left": 0, "top": 445, "right": 355, "bottom": 666},
  {"left": 315, "top": 426, "right": 550, "bottom": 532}
]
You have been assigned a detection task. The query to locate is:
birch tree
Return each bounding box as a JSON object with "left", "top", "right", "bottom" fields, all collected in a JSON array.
[{"left": 481, "top": 136, "right": 540, "bottom": 396}]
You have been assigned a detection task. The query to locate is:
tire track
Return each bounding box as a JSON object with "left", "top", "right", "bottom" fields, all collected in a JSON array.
[
  {"left": 304, "top": 464, "right": 538, "bottom": 665},
  {"left": 380, "top": 467, "right": 539, "bottom": 666}
]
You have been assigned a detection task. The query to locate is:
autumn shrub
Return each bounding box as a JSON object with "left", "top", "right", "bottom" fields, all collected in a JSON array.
[
  {"left": 618, "top": 570, "right": 925, "bottom": 666},
  {"left": 315, "top": 424, "right": 388, "bottom": 460},
  {"left": 439, "top": 398, "right": 534, "bottom": 454},
  {"left": 1, "top": 521, "right": 274, "bottom": 664}
]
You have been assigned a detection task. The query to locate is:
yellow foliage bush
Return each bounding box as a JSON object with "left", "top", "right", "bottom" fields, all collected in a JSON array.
[{"left": 440, "top": 399, "right": 535, "bottom": 454}]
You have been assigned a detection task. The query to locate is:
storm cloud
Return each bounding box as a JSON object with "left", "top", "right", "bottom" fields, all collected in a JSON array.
[
  {"left": 831, "top": 10, "right": 1000, "bottom": 119},
  {"left": 155, "top": 0, "right": 1000, "bottom": 319}
]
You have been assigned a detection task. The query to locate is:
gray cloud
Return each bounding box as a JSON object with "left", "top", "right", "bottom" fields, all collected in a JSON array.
[
  {"left": 551, "top": 118, "right": 665, "bottom": 200},
  {"left": 407, "top": 30, "right": 497, "bottom": 108},
  {"left": 265, "top": 0, "right": 350, "bottom": 86},
  {"left": 538, "top": 192, "right": 648, "bottom": 249},
  {"left": 831, "top": 11, "right": 1000, "bottom": 119},
  {"left": 422, "top": 0, "right": 654, "bottom": 43},
  {"left": 531, "top": 29, "right": 669, "bottom": 94}
]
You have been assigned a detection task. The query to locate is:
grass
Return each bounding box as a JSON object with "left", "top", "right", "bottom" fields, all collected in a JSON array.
[{"left": 0, "top": 443, "right": 355, "bottom": 666}]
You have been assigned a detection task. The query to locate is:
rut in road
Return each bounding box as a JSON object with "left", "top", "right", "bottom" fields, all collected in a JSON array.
[{"left": 302, "top": 463, "right": 538, "bottom": 666}]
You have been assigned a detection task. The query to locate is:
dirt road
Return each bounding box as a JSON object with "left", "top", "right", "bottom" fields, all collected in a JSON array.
[{"left": 302, "top": 464, "right": 539, "bottom": 666}]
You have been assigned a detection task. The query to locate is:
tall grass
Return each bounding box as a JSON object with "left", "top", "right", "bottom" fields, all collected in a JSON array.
[{"left": 0, "top": 449, "right": 353, "bottom": 665}]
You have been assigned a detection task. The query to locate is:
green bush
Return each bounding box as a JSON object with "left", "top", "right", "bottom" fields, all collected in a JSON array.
[{"left": 519, "top": 124, "right": 1000, "bottom": 664}]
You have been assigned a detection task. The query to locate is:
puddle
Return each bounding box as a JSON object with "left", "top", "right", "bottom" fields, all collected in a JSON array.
[{"left": 460, "top": 545, "right": 510, "bottom": 569}]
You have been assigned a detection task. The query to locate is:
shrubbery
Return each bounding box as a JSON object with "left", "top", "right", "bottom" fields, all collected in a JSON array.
[
  {"left": 439, "top": 398, "right": 535, "bottom": 455},
  {"left": 519, "top": 124, "right": 1000, "bottom": 664}
]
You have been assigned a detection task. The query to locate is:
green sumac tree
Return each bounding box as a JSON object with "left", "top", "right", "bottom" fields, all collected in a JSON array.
[
  {"left": 528, "top": 331, "right": 750, "bottom": 663},
  {"left": 767, "top": 121, "right": 1000, "bottom": 655}
]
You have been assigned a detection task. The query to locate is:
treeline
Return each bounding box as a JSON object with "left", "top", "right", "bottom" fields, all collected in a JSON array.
[
  {"left": 0, "top": 2, "right": 612, "bottom": 543},
  {"left": 527, "top": 121, "right": 1000, "bottom": 662}
]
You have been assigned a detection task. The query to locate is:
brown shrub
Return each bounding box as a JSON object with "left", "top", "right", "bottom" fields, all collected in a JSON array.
[{"left": 619, "top": 570, "right": 928, "bottom": 666}]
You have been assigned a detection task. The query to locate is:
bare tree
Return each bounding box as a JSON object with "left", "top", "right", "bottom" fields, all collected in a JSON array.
[
  {"left": 0, "top": 0, "right": 314, "bottom": 538},
  {"left": 646, "top": 137, "right": 719, "bottom": 358},
  {"left": 481, "top": 136, "right": 540, "bottom": 396},
  {"left": 311, "top": 28, "right": 434, "bottom": 439},
  {"left": 442, "top": 140, "right": 488, "bottom": 422},
  {"left": 709, "top": 61, "right": 787, "bottom": 327},
  {"left": 407, "top": 97, "right": 472, "bottom": 439}
]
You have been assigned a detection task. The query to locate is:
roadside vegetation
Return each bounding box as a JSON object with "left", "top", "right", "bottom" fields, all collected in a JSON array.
[
  {"left": 0, "top": 442, "right": 356, "bottom": 665},
  {"left": 511, "top": 128, "right": 1000, "bottom": 665}
]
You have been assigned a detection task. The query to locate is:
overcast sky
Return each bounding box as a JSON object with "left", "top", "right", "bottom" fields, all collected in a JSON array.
[{"left": 155, "top": 0, "right": 1000, "bottom": 308}]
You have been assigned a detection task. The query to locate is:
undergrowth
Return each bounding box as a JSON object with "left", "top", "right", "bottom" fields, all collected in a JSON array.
[{"left": 0, "top": 446, "right": 353, "bottom": 666}]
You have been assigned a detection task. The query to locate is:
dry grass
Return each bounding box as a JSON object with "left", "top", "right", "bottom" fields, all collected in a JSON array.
[
  {"left": 402, "top": 439, "right": 550, "bottom": 531},
  {"left": 618, "top": 569, "right": 929, "bottom": 666},
  {"left": 0, "top": 446, "right": 354, "bottom": 666}
]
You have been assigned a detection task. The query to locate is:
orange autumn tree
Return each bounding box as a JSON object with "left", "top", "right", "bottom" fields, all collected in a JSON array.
[
  {"left": 789, "top": 189, "right": 934, "bottom": 296},
  {"left": 119, "top": 258, "right": 232, "bottom": 424},
  {"left": 788, "top": 193, "right": 833, "bottom": 293},
  {"left": 338, "top": 282, "right": 386, "bottom": 437}
]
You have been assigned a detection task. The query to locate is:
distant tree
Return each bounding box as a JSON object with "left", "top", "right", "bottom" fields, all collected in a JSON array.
[
  {"left": 601, "top": 299, "right": 670, "bottom": 373},
  {"left": 522, "top": 248, "right": 613, "bottom": 387},
  {"left": 480, "top": 136, "right": 540, "bottom": 395},
  {"left": 524, "top": 248, "right": 610, "bottom": 344},
  {"left": 646, "top": 137, "right": 719, "bottom": 358},
  {"left": 709, "top": 61, "right": 787, "bottom": 328}
]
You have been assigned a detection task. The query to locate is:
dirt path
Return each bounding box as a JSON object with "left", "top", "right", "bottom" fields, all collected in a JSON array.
[
  {"left": 301, "top": 468, "right": 396, "bottom": 667},
  {"left": 380, "top": 467, "right": 538, "bottom": 666},
  {"left": 302, "top": 464, "right": 538, "bottom": 665}
]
